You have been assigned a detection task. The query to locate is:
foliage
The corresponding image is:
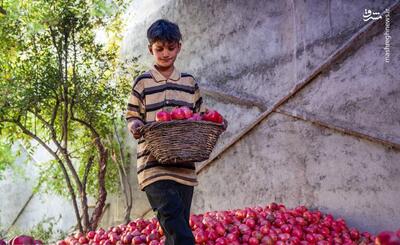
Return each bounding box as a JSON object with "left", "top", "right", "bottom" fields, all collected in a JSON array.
[
  {"left": 1, "top": 216, "right": 68, "bottom": 244},
  {"left": 0, "top": 0, "right": 141, "bottom": 231},
  {"left": 27, "top": 216, "right": 65, "bottom": 243},
  {"left": 0, "top": 139, "right": 16, "bottom": 180}
]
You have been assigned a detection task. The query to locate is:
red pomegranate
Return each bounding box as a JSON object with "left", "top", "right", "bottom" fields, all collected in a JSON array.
[
  {"left": 155, "top": 110, "right": 171, "bottom": 122},
  {"left": 170, "top": 107, "right": 186, "bottom": 120}
]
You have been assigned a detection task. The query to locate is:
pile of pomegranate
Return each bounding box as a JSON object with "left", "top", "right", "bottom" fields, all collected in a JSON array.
[
  {"left": 156, "top": 106, "right": 224, "bottom": 124},
  {"left": 49, "top": 203, "right": 399, "bottom": 245}
]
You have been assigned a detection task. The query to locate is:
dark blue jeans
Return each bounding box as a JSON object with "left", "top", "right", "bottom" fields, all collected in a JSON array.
[{"left": 144, "top": 180, "right": 195, "bottom": 245}]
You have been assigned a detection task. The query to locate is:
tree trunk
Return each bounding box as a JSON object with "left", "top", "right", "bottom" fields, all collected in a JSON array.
[
  {"left": 82, "top": 156, "right": 95, "bottom": 232},
  {"left": 50, "top": 24, "right": 87, "bottom": 232},
  {"left": 89, "top": 137, "right": 108, "bottom": 230}
]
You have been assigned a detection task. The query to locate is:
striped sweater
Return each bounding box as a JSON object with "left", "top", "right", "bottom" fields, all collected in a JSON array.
[{"left": 125, "top": 65, "right": 206, "bottom": 191}]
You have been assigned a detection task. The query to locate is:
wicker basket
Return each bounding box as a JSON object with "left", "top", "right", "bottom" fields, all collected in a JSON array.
[{"left": 138, "top": 120, "right": 224, "bottom": 164}]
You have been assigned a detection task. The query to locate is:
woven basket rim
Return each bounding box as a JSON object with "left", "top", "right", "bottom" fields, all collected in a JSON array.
[
  {"left": 138, "top": 120, "right": 224, "bottom": 163},
  {"left": 138, "top": 120, "right": 223, "bottom": 134}
]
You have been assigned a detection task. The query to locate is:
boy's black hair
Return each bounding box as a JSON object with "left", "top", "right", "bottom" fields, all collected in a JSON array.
[{"left": 147, "top": 19, "right": 182, "bottom": 45}]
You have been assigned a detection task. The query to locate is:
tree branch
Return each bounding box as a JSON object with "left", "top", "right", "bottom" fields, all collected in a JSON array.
[
  {"left": 13, "top": 119, "right": 83, "bottom": 232},
  {"left": 82, "top": 155, "right": 95, "bottom": 191},
  {"left": 27, "top": 109, "right": 58, "bottom": 141},
  {"left": 82, "top": 154, "right": 94, "bottom": 231},
  {"left": 49, "top": 26, "right": 65, "bottom": 146},
  {"left": 49, "top": 26, "right": 64, "bottom": 86},
  {"left": 0, "top": 6, "right": 7, "bottom": 15},
  {"left": 62, "top": 24, "right": 69, "bottom": 150},
  {"left": 51, "top": 98, "right": 60, "bottom": 127}
]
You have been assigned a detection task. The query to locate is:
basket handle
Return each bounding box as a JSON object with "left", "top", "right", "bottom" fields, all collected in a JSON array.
[{"left": 137, "top": 125, "right": 145, "bottom": 136}]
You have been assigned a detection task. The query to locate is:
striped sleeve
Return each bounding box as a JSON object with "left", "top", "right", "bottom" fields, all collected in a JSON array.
[
  {"left": 193, "top": 79, "right": 207, "bottom": 113},
  {"left": 125, "top": 75, "right": 146, "bottom": 131}
]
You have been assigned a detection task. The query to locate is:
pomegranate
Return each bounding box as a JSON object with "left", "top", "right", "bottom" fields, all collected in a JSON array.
[
  {"left": 203, "top": 109, "right": 223, "bottom": 123},
  {"left": 132, "top": 235, "right": 142, "bottom": 244},
  {"left": 376, "top": 231, "right": 400, "bottom": 245},
  {"left": 10, "top": 235, "right": 35, "bottom": 245},
  {"left": 180, "top": 106, "right": 193, "bottom": 119},
  {"left": 155, "top": 110, "right": 171, "bottom": 122},
  {"left": 170, "top": 107, "right": 186, "bottom": 120},
  {"left": 87, "top": 230, "right": 95, "bottom": 240},
  {"left": 188, "top": 113, "right": 202, "bottom": 121}
]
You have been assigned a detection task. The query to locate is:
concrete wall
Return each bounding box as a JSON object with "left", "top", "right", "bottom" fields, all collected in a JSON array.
[{"left": 120, "top": 0, "right": 400, "bottom": 233}]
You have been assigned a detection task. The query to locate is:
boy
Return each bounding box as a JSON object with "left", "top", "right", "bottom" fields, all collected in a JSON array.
[{"left": 125, "top": 19, "right": 227, "bottom": 245}]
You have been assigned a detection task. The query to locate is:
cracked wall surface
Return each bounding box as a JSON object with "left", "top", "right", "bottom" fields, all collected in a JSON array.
[
  {"left": 283, "top": 14, "right": 400, "bottom": 143},
  {"left": 192, "top": 113, "right": 400, "bottom": 232}
]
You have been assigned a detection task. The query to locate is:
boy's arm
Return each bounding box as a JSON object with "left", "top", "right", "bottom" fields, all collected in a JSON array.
[
  {"left": 125, "top": 77, "right": 145, "bottom": 139},
  {"left": 193, "top": 80, "right": 207, "bottom": 114}
]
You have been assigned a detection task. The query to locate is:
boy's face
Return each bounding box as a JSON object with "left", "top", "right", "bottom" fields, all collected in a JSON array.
[{"left": 148, "top": 41, "right": 181, "bottom": 69}]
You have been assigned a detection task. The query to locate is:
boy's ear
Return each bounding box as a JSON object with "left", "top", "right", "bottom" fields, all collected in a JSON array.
[
  {"left": 177, "top": 42, "right": 182, "bottom": 53},
  {"left": 148, "top": 44, "right": 153, "bottom": 55}
]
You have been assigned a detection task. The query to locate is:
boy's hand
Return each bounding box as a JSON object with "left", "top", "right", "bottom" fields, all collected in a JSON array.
[
  {"left": 222, "top": 118, "right": 228, "bottom": 131},
  {"left": 130, "top": 120, "right": 145, "bottom": 139}
]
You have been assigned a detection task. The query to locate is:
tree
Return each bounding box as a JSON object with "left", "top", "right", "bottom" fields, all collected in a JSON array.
[{"left": 0, "top": 0, "right": 139, "bottom": 232}]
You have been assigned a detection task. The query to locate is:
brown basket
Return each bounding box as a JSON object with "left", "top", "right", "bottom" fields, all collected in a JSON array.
[{"left": 138, "top": 120, "right": 224, "bottom": 164}]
